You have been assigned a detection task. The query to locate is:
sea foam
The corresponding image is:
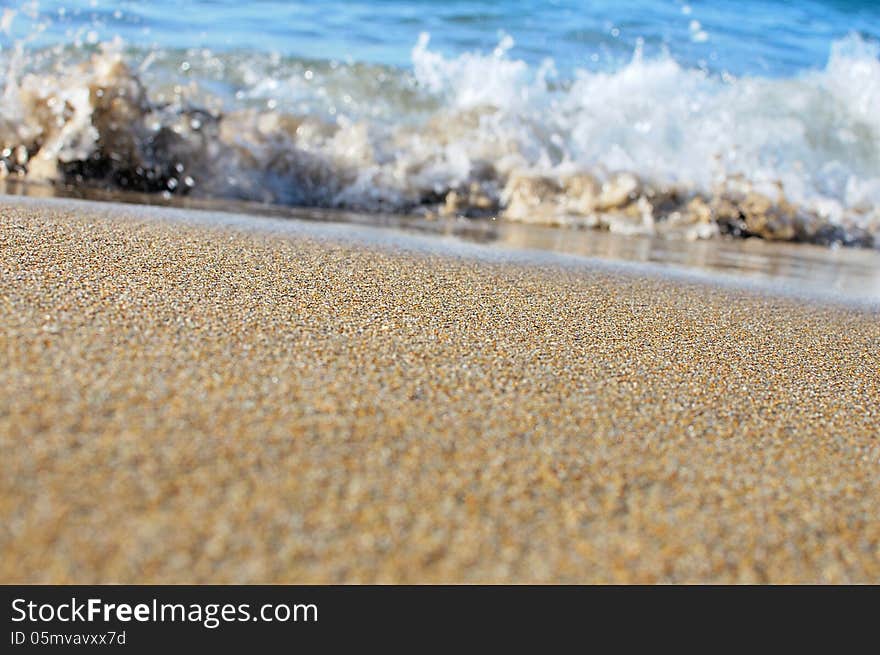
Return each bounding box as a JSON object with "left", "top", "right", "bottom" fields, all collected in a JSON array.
[{"left": 1, "top": 29, "right": 879, "bottom": 246}]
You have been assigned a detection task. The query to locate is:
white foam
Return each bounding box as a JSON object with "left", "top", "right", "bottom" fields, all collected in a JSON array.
[
  {"left": 408, "top": 32, "right": 880, "bottom": 226},
  {"left": 1, "top": 31, "right": 879, "bottom": 246}
]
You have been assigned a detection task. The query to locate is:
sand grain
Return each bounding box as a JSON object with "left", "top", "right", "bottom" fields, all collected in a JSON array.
[{"left": 1, "top": 199, "right": 879, "bottom": 583}]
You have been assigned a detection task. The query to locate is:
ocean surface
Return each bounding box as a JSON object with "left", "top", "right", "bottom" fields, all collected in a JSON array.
[{"left": 2, "top": 0, "right": 880, "bottom": 248}]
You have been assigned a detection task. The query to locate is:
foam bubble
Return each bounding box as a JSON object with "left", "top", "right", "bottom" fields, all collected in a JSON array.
[{"left": 0, "top": 31, "right": 878, "bottom": 247}]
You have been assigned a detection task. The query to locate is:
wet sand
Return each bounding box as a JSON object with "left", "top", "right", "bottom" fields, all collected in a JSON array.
[{"left": 1, "top": 197, "right": 879, "bottom": 583}]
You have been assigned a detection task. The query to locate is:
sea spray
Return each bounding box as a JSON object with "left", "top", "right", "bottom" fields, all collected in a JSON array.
[{"left": 1, "top": 21, "right": 879, "bottom": 246}]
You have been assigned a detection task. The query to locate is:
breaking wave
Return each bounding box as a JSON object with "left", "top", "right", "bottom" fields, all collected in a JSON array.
[{"left": 2, "top": 27, "right": 879, "bottom": 246}]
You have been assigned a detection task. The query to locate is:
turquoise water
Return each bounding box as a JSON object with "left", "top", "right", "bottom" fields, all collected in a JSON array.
[
  {"left": 1, "top": 1, "right": 879, "bottom": 247},
  {"left": 9, "top": 0, "right": 880, "bottom": 76}
]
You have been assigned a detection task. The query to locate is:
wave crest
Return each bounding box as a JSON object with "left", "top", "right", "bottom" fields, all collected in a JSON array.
[{"left": 1, "top": 33, "right": 879, "bottom": 247}]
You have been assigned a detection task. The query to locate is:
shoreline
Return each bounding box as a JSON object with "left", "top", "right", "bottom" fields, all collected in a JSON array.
[
  {"left": 4, "top": 192, "right": 880, "bottom": 308},
  {"left": 2, "top": 196, "right": 879, "bottom": 583}
]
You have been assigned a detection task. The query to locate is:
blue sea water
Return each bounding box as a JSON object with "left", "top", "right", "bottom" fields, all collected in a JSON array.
[
  {"left": 1, "top": 1, "right": 879, "bottom": 246},
  {"left": 9, "top": 0, "right": 880, "bottom": 77}
]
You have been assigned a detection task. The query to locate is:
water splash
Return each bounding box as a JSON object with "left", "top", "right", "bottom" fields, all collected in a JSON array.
[{"left": 1, "top": 24, "right": 879, "bottom": 247}]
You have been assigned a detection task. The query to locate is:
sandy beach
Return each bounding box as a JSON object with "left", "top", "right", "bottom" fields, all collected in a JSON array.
[{"left": 1, "top": 196, "right": 879, "bottom": 583}]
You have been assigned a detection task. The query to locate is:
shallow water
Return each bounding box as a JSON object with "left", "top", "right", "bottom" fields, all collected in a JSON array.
[
  {"left": 6, "top": 179, "right": 880, "bottom": 305},
  {"left": 1, "top": 1, "right": 879, "bottom": 251},
  {"left": 9, "top": 0, "right": 880, "bottom": 76}
]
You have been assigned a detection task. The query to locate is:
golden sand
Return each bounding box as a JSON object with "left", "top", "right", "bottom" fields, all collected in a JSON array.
[{"left": 1, "top": 198, "right": 879, "bottom": 583}]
